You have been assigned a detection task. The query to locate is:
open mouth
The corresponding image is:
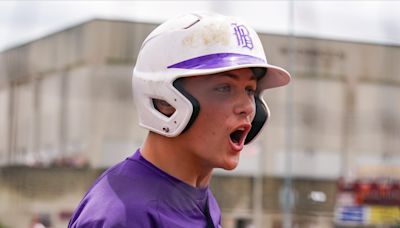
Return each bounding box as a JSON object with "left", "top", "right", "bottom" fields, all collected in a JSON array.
[
  {"left": 230, "top": 128, "right": 245, "bottom": 145},
  {"left": 229, "top": 125, "right": 250, "bottom": 148}
]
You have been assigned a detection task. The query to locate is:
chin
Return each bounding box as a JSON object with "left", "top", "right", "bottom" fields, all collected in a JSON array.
[
  {"left": 221, "top": 160, "right": 239, "bottom": 171},
  {"left": 223, "top": 165, "right": 237, "bottom": 171}
]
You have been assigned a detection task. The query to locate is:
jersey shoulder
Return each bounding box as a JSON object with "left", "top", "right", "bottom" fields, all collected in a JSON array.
[{"left": 69, "top": 158, "right": 164, "bottom": 227}]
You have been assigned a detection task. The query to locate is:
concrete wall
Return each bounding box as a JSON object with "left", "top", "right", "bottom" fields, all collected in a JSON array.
[
  {"left": 256, "top": 35, "right": 400, "bottom": 179},
  {"left": 0, "top": 167, "right": 103, "bottom": 228},
  {"left": 0, "top": 19, "right": 152, "bottom": 168}
]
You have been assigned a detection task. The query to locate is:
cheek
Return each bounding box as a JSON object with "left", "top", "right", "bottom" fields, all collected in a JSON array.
[
  {"left": 196, "top": 102, "right": 229, "bottom": 134},
  {"left": 194, "top": 93, "right": 233, "bottom": 127},
  {"left": 210, "top": 129, "right": 217, "bottom": 136},
  {"left": 202, "top": 103, "right": 230, "bottom": 123}
]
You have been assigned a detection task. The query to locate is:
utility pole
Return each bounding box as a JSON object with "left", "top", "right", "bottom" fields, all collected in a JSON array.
[{"left": 282, "top": 1, "right": 296, "bottom": 227}]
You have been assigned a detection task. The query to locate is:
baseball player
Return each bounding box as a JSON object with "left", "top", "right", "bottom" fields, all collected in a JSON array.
[{"left": 69, "top": 11, "right": 290, "bottom": 228}]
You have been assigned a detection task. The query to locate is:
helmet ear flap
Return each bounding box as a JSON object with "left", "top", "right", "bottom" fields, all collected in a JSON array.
[
  {"left": 173, "top": 78, "right": 201, "bottom": 133},
  {"left": 245, "top": 97, "right": 269, "bottom": 144}
]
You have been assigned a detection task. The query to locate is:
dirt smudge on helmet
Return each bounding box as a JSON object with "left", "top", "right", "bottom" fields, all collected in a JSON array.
[{"left": 182, "top": 22, "right": 231, "bottom": 47}]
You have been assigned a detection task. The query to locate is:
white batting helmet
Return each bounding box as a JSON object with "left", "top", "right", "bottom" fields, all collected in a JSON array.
[{"left": 132, "top": 12, "right": 290, "bottom": 143}]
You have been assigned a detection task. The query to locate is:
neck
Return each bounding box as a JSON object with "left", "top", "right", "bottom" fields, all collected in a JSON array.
[{"left": 141, "top": 132, "right": 212, "bottom": 188}]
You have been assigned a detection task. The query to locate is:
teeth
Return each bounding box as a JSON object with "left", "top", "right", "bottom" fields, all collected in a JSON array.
[{"left": 238, "top": 127, "right": 245, "bottom": 131}]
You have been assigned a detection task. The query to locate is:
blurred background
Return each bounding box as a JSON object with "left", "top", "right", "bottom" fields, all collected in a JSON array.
[{"left": 0, "top": 1, "right": 399, "bottom": 228}]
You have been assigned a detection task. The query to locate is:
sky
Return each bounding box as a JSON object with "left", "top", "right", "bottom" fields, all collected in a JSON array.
[{"left": 0, "top": 1, "right": 399, "bottom": 52}]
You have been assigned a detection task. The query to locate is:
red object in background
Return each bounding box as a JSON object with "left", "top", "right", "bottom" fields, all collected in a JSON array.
[
  {"left": 337, "top": 177, "right": 400, "bottom": 206},
  {"left": 355, "top": 180, "right": 372, "bottom": 205},
  {"left": 356, "top": 180, "right": 400, "bottom": 206},
  {"left": 363, "top": 181, "right": 400, "bottom": 206}
]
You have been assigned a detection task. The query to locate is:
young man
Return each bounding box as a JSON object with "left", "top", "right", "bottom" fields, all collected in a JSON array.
[{"left": 69, "top": 12, "right": 290, "bottom": 228}]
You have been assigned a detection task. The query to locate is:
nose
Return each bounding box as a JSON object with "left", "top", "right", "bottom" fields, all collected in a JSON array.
[{"left": 233, "top": 93, "right": 256, "bottom": 121}]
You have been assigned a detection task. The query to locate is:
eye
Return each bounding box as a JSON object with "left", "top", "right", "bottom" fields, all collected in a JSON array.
[
  {"left": 246, "top": 87, "right": 256, "bottom": 96},
  {"left": 215, "top": 84, "right": 231, "bottom": 93}
]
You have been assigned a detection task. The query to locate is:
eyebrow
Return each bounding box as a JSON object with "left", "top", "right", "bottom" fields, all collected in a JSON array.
[{"left": 218, "top": 72, "right": 257, "bottom": 81}]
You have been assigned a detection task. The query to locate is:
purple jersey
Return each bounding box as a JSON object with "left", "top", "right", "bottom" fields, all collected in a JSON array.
[{"left": 69, "top": 149, "right": 221, "bottom": 228}]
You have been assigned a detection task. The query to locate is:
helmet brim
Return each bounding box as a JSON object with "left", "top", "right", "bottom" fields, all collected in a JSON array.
[
  {"left": 166, "top": 52, "right": 291, "bottom": 90},
  {"left": 260, "top": 64, "right": 291, "bottom": 90}
]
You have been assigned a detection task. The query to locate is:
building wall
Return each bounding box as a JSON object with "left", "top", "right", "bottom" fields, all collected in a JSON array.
[
  {"left": 256, "top": 35, "right": 400, "bottom": 179},
  {"left": 0, "top": 167, "right": 103, "bottom": 228},
  {"left": 0, "top": 19, "right": 154, "bottom": 168}
]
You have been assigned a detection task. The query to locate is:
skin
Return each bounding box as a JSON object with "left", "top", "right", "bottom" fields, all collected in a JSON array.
[{"left": 141, "top": 68, "right": 257, "bottom": 188}]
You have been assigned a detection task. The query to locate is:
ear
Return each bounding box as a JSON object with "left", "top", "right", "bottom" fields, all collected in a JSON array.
[{"left": 152, "top": 99, "right": 176, "bottom": 117}]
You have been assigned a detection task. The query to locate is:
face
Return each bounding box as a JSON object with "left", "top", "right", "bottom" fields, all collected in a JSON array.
[{"left": 177, "top": 68, "right": 257, "bottom": 171}]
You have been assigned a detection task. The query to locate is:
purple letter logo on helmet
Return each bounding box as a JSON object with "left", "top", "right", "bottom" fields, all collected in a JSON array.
[{"left": 232, "top": 23, "right": 254, "bottom": 50}]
